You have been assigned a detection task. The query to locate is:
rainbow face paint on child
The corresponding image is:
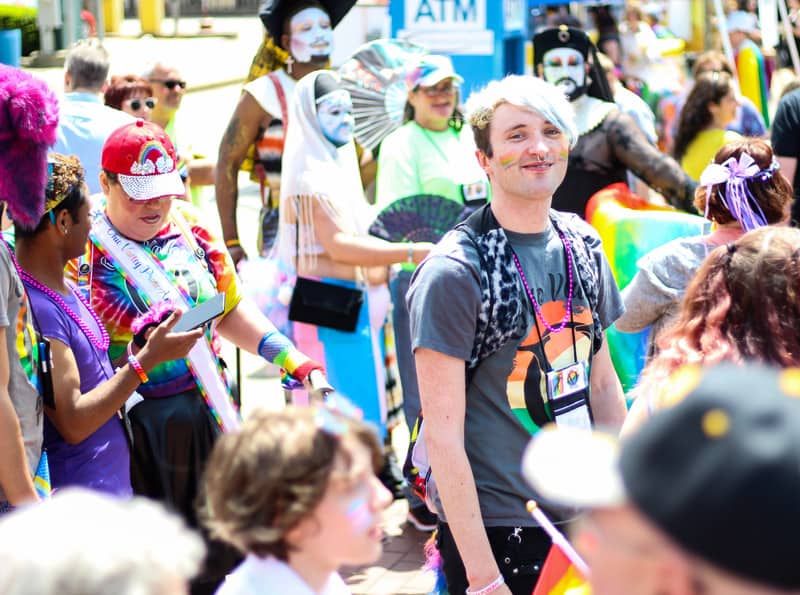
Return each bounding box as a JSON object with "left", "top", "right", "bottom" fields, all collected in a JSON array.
[
  {"left": 558, "top": 149, "right": 569, "bottom": 162},
  {"left": 345, "top": 494, "right": 372, "bottom": 533},
  {"left": 499, "top": 151, "right": 518, "bottom": 169}
]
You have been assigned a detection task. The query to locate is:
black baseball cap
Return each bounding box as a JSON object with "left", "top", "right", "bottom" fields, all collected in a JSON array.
[{"left": 523, "top": 363, "right": 800, "bottom": 590}]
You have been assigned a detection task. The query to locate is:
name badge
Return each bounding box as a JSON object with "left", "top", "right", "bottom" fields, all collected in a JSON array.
[
  {"left": 547, "top": 361, "right": 593, "bottom": 430},
  {"left": 461, "top": 181, "right": 489, "bottom": 206}
]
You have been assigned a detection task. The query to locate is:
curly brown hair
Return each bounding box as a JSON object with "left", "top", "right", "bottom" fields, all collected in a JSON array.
[
  {"left": 201, "top": 406, "right": 382, "bottom": 560},
  {"left": 673, "top": 71, "right": 735, "bottom": 162},
  {"left": 103, "top": 75, "right": 153, "bottom": 111},
  {"left": 635, "top": 226, "right": 800, "bottom": 399},
  {"left": 693, "top": 139, "right": 792, "bottom": 225},
  {"left": 15, "top": 153, "right": 86, "bottom": 238}
]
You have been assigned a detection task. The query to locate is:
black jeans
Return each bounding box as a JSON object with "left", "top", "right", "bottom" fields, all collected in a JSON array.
[{"left": 437, "top": 522, "right": 551, "bottom": 595}]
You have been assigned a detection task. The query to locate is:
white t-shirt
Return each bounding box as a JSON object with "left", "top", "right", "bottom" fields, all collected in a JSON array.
[
  {"left": 243, "top": 69, "right": 296, "bottom": 122},
  {"left": 242, "top": 69, "right": 297, "bottom": 184},
  {"left": 216, "top": 555, "right": 350, "bottom": 595}
]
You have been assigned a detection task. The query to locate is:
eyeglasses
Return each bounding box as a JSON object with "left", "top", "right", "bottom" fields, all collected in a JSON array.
[
  {"left": 151, "top": 79, "right": 186, "bottom": 90},
  {"left": 124, "top": 97, "right": 157, "bottom": 111},
  {"left": 419, "top": 83, "right": 459, "bottom": 98}
]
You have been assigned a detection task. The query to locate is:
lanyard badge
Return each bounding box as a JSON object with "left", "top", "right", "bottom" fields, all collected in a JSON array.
[
  {"left": 461, "top": 181, "right": 488, "bottom": 206},
  {"left": 546, "top": 361, "right": 592, "bottom": 430}
]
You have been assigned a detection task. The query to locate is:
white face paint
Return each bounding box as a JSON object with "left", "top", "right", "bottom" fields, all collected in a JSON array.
[
  {"left": 316, "top": 89, "right": 354, "bottom": 147},
  {"left": 542, "top": 48, "right": 586, "bottom": 99},
  {"left": 289, "top": 7, "right": 333, "bottom": 63}
]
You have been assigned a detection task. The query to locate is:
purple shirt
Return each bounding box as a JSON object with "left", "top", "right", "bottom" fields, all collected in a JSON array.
[{"left": 27, "top": 284, "right": 132, "bottom": 497}]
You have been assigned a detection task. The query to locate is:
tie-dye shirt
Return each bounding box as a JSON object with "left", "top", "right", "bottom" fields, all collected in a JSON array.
[{"left": 66, "top": 200, "right": 242, "bottom": 398}]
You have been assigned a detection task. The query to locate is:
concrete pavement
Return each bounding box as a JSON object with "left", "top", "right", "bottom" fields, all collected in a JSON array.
[
  {"left": 23, "top": 18, "right": 435, "bottom": 594},
  {"left": 23, "top": 16, "right": 263, "bottom": 93}
]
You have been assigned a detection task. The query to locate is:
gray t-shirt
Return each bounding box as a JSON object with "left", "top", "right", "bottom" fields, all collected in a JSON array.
[
  {"left": 408, "top": 221, "right": 623, "bottom": 526},
  {"left": 616, "top": 235, "right": 715, "bottom": 355},
  {"left": 0, "top": 247, "right": 42, "bottom": 504}
]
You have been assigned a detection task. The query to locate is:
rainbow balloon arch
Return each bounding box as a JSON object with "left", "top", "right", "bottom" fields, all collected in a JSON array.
[{"left": 585, "top": 183, "right": 707, "bottom": 395}]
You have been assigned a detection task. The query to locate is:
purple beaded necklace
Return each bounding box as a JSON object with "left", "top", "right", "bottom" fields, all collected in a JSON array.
[
  {"left": 6, "top": 245, "right": 110, "bottom": 351},
  {"left": 511, "top": 228, "right": 574, "bottom": 334}
]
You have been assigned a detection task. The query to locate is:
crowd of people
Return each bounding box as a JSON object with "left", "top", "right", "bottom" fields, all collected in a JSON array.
[{"left": 2, "top": 0, "right": 800, "bottom": 594}]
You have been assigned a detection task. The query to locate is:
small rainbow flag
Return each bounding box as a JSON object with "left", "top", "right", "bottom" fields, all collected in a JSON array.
[
  {"left": 533, "top": 544, "right": 590, "bottom": 595},
  {"left": 527, "top": 501, "right": 590, "bottom": 595},
  {"left": 33, "top": 451, "right": 51, "bottom": 499}
]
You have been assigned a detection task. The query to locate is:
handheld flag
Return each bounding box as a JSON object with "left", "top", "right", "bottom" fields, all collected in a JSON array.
[
  {"left": 528, "top": 501, "right": 590, "bottom": 595},
  {"left": 33, "top": 451, "right": 51, "bottom": 499}
]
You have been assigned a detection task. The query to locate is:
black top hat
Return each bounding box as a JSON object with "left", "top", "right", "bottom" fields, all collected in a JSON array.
[
  {"left": 258, "top": 0, "right": 357, "bottom": 43},
  {"left": 533, "top": 25, "right": 593, "bottom": 67}
]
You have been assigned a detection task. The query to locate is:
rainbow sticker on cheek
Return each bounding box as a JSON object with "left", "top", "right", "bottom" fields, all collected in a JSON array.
[
  {"left": 499, "top": 152, "right": 519, "bottom": 169},
  {"left": 558, "top": 149, "right": 569, "bottom": 162},
  {"left": 346, "top": 494, "right": 372, "bottom": 533}
]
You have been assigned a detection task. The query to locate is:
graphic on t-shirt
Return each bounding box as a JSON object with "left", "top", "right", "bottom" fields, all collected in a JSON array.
[
  {"left": 256, "top": 118, "right": 284, "bottom": 174},
  {"left": 506, "top": 299, "right": 593, "bottom": 435}
]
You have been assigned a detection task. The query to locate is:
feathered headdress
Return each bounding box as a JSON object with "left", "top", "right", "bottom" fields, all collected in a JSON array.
[{"left": 0, "top": 65, "right": 60, "bottom": 229}]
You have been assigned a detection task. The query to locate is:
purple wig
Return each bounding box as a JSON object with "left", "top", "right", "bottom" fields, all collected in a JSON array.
[{"left": 0, "top": 65, "right": 60, "bottom": 229}]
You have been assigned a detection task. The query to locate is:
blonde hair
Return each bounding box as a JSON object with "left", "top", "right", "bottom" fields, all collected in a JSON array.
[{"left": 466, "top": 74, "right": 577, "bottom": 157}]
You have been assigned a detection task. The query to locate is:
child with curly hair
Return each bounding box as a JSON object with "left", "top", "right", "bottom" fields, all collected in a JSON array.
[{"left": 202, "top": 403, "right": 392, "bottom": 594}]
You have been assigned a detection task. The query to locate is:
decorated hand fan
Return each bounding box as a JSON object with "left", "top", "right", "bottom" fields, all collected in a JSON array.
[
  {"left": 368, "top": 194, "right": 472, "bottom": 243},
  {"left": 338, "top": 39, "right": 428, "bottom": 151}
]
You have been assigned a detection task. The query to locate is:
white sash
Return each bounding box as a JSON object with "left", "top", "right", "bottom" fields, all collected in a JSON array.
[{"left": 88, "top": 205, "right": 241, "bottom": 432}]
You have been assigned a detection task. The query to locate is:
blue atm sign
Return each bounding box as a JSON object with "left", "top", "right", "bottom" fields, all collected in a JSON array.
[
  {"left": 413, "top": 0, "right": 479, "bottom": 24},
  {"left": 401, "top": 0, "right": 492, "bottom": 54}
]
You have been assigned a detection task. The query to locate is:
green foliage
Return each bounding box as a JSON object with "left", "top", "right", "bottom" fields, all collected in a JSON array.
[{"left": 0, "top": 5, "right": 40, "bottom": 57}]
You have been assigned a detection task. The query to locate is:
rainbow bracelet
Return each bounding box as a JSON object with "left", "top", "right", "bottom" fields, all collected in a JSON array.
[{"left": 126, "top": 342, "right": 149, "bottom": 384}]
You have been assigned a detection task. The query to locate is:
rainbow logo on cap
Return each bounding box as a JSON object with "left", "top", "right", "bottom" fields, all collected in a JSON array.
[{"left": 130, "top": 140, "right": 175, "bottom": 175}]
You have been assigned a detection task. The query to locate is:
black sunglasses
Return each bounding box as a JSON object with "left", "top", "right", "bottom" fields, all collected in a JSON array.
[
  {"left": 152, "top": 79, "right": 187, "bottom": 90},
  {"left": 126, "top": 97, "right": 157, "bottom": 111}
]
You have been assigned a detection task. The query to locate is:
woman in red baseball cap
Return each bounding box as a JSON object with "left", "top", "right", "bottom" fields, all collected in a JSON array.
[
  {"left": 13, "top": 153, "right": 202, "bottom": 498},
  {"left": 68, "top": 119, "right": 327, "bottom": 593}
]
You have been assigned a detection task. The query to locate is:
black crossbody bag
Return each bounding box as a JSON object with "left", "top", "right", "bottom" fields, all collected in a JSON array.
[{"left": 287, "top": 211, "right": 364, "bottom": 333}]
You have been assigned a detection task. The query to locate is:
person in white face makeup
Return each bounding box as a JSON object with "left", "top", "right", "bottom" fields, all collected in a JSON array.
[
  {"left": 215, "top": 0, "right": 357, "bottom": 266},
  {"left": 276, "top": 70, "right": 433, "bottom": 452},
  {"left": 532, "top": 25, "right": 697, "bottom": 218}
]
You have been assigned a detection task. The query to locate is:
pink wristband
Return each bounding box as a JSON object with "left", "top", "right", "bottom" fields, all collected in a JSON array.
[{"left": 466, "top": 574, "right": 505, "bottom": 595}]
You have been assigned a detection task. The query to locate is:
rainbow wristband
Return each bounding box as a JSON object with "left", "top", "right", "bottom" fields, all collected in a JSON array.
[
  {"left": 126, "top": 342, "right": 149, "bottom": 384},
  {"left": 258, "top": 331, "right": 323, "bottom": 382}
]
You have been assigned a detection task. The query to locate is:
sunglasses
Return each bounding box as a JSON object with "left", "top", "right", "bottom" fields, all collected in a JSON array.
[
  {"left": 419, "top": 83, "right": 459, "bottom": 98},
  {"left": 151, "top": 79, "right": 187, "bottom": 90},
  {"left": 124, "top": 97, "right": 157, "bottom": 111}
]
